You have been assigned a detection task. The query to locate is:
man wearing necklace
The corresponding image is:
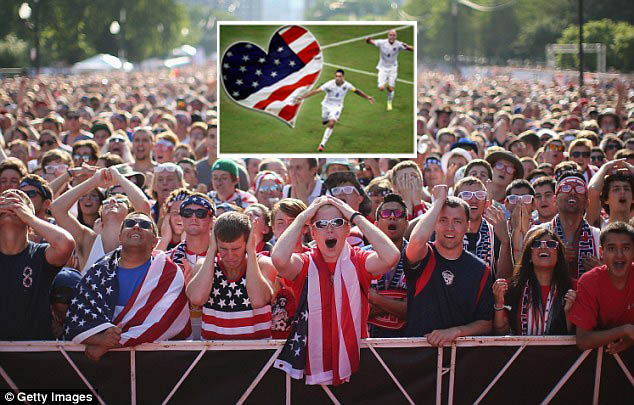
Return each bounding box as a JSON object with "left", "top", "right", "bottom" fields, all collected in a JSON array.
[{"left": 570, "top": 222, "right": 634, "bottom": 354}]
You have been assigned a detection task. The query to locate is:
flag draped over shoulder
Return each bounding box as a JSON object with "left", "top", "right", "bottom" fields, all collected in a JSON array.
[
  {"left": 274, "top": 243, "right": 362, "bottom": 386},
  {"left": 64, "top": 248, "right": 191, "bottom": 345},
  {"left": 221, "top": 25, "right": 323, "bottom": 127}
]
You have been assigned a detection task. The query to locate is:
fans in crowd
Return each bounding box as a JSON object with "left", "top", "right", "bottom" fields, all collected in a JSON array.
[{"left": 2, "top": 69, "right": 634, "bottom": 368}]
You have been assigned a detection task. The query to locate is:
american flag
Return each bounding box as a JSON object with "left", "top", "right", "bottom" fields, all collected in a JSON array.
[
  {"left": 221, "top": 25, "right": 323, "bottom": 127},
  {"left": 274, "top": 245, "right": 362, "bottom": 386},
  {"left": 64, "top": 249, "right": 191, "bottom": 345}
]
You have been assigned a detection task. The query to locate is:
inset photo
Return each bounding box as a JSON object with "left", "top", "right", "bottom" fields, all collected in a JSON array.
[{"left": 217, "top": 21, "right": 416, "bottom": 156}]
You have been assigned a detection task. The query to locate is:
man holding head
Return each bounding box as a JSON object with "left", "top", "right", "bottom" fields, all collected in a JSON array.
[
  {"left": 0, "top": 189, "right": 75, "bottom": 340},
  {"left": 405, "top": 185, "right": 494, "bottom": 344},
  {"left": 64, "top": 212, "right": 191, "bottom": 361},
  {"left": 272, "top": 195, "right": 399, "bottom": 385}
]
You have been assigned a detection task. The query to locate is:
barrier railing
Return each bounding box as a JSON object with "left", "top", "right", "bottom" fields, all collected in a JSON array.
[{"left": 1, "top": 337, "right": 633, "bottom": 404}]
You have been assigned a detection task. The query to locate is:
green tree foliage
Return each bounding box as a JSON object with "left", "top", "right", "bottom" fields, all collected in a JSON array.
[
  {"left": 557, "top": 19, "right": 634, "bottom": 72},
  {"left": 3, "top": 0, "right": 191, "bottom": 66},
  {"left": 0, "top": 34, "right": 29, "bottom": 67}
]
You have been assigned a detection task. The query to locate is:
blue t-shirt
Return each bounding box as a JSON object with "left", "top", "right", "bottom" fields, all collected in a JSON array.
[{"left": 116, "top": 259, "right": 151, "bottom": 307}]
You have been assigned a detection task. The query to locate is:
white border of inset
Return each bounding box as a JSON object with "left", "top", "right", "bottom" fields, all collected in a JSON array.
[{"left": 216, "top": 20, "right": 417, "bottom": 158}]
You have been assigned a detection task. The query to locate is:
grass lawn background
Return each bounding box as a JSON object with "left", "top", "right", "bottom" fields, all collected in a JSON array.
[{"left": 217, "top": 24, "right": 415, "bottom": 155}]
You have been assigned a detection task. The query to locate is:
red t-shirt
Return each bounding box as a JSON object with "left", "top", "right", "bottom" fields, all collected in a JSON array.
[
  {"left": 569, "top": 265, "right": 634, "bottom": 331},
  {"left": 290, "top": 247, "right": 376, "bottom": 338}
]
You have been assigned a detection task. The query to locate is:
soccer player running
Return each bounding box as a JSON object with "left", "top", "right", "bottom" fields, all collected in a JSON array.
[
  {"left": 366, "top": 29, "right": 414, "bottom": 111},
  {"left": 296, "top": 69, "right": 374, "bottom": 152}
]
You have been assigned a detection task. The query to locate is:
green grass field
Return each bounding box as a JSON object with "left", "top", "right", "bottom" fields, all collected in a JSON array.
[{"left": 217, "top": 24, "right": 415, "bottom": 155}]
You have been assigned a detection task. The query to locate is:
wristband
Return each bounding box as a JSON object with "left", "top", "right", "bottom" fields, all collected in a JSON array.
[
  {"left": 349, "top": 211, "right": 362, "bottom": 226},
  {"left": 494, "top": 304, "right": 505, "bottom": 311}
]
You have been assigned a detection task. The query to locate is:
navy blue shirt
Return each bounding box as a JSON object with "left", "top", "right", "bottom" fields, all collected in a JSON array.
[
  {"left": 404, "top": 243, "right": 494, "bottom": 337},
  {"left": 0, "top": 242, "right": 62, "bottom": 340}
]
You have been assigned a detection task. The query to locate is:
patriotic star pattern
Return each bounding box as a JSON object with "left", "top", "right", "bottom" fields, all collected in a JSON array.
[
  {"left": 201, "top": 257, "right": 272, "bottom": 340},
  {"left": 221, "top": 25, "right": 322, "bottom": 127},
  {"left": 64, "top": 249, "right": 191, "bottom": 345}
]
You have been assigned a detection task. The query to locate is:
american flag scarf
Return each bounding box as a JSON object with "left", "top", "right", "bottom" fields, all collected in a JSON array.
[
  {"left": 64, "top": 248, "right": 191, "bottom": 345},
  {"left": 463, "top": 218, "right": 494, "bottom": 270},
  {"left": 519, "top": 281, "right": 557, "bottom": 336},
  {"left": 551, "top": 216, "right": 597, "bottom": 278},
  {"left": 220, "top": 25, "right": 322, "bottom": 127},
  {"left": 275, "top": 243, "right": 362, "bottom": 385}
]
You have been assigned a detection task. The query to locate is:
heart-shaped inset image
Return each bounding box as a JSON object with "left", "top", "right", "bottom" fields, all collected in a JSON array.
[{"left": 220, "top": 25, "right": 322, "bottom": 127}]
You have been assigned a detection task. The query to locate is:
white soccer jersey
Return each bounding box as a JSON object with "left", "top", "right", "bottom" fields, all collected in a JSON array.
[
  {"left": 320, "top": 79, "right": 356, "bottom": 108},
  {"left": 375, "top": 39, "right": 407, "bottom": 69}
]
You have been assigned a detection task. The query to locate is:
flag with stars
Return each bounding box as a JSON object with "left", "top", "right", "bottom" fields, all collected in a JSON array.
[
  {"left": 201, "top": 257, "right": 272, "bottom": 340},
  {"left": 220, "top": 25, "right": 322, "bottom": 127},
  {"left": 63, "top": 249, "right": 191, "bottom": 345},
  {"left": 274, "top": 244, "right": 364, "bottom": 386}
]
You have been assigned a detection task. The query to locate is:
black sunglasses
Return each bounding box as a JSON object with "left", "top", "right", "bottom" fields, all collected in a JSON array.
[
  {"left": 591, "top": 155, "right": 605, "bottom": 162},
  {"left": 23, "top": 189, "right": 42, "bottom": 198},
  {"left": 570, "top": 151, "right": 591, "bottom": 158},
  {"left": 181, "top": 208, "right": 210, "bottom": 219},
  {"left": 531, "top": 240, "right": 559, "bottom": 249},
  {"left": 123, "top": 218, "right": 153, "bottom": 229},
  {"left": 39, "top": 140, "right": 55, "bottom": 147}
]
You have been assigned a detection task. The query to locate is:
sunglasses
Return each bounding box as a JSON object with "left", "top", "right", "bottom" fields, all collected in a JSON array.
[
  {"left": 123, "top": 218, "right": 153, "bottom": 229},
  {"left": 67, "top": 115, "right": 80, "bottom": 120},
  {"left": 379, "top": 209, "right": 406, "bottom": 219},
  {"left": 39, "top": 140, "right": 55, "bottom": 147},
  {"left": 570, "top": 151, "right": 591, "bottom": 158},
  {"left": 104, "top": 197, "right": 128, "bottom": 205},
  {"left": 605, "top": 144, "right": 620, "bottom": 150},
  {"left": 330, "top": 186, "right": 359, "bottom": 196},
  {"left": 181, "top": 208, "right": 210, "bottom": 219},
  {"left": 494, "top": 162, "right": 515, "bottom": 175},
  {"left": 258, "top": 184, "right": 282, "bottom": 193},
  {"left": 154, "top": 164, "right": 179, "bottom": 173},
  {"left": 531, "top": 240, "right": 559, "bottom": 249},
  {"left": 590, "top": 155, "right": 605, "bottom": 162},
  {"left": 109, "top": 138, "right": 126, "bottom": 143},
  {"left": 458, "top": 190, "right": 487, "bottom": 201},
  {"left": 73, "top": 154, "right": 95, "bottom": 162},
  {"left": 313, "top": 218, "right": 347, "bottom": 229},
  {"left": 22, "top": 189, "right": 42, "bottom": 198},
  {"left": 546, "top": 143, "right": 565, "bottom": 152},
  {"left": 44, "top": 164, "right": 68, "bottom": 174},
  {"left": 368, "top": 189, "right": 392, "bottom": 197},
  {"left": 558, "top": 184, "right": 586, "bottom": 194},
  {"left": 506, "top": 194, "right": 534, "bottom": 204}
]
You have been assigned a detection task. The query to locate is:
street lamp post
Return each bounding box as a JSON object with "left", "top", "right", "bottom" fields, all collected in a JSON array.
[
  {"left": 578, "top": 0, "right": 584, "bottom": 90},
  {"left": 19, "top": 1, "right": 41, "bottom": 74}
]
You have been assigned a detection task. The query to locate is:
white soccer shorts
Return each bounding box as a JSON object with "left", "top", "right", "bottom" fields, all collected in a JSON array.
[
  {"left": 378, "top": 67, "right": 397, "bottom": 88},
  {"left": 321, "top": 104, "right": 342, "bottom": 123}
]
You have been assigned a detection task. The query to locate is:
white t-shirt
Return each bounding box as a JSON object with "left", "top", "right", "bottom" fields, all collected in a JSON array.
[
  {"left": 320, "top": 80, "right": 356, "bottom": 108},
  {"left": 374, "top": 39, "right": 407, "bottom": 69}
]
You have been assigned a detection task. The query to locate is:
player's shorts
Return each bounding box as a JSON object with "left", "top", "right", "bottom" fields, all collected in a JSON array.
[
  {"left": 321, "top": 104, "right": 342, "bottom": 123},
  {"left": 378, "top": 67, "right": 397, "bottom": 88}
]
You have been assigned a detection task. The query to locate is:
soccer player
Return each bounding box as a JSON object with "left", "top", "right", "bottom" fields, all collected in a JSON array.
[
  {"left": 366, "top": 29, "right": 414, "bottom": 111},
  {"left": 296, "top": 69, "right": 374, "bottom": 152}
]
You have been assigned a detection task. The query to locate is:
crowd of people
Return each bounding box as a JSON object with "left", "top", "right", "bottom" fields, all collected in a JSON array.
[{"left": 1, "top": 67, "right": 633, "bottom": 384}]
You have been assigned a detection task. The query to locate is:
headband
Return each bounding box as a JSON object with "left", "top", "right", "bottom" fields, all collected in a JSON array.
[
  {"left": 19, "top": 179, "right": 52, "bottom": 200},
  {"left": 556, "top": 176, "right": 586, "bottom": 194},
  {"left": 166, "top": 191, "right": 189, "bottom": 208},
  {"left": 156, "top": 139, "right": 175, "bottom": 148},
  {"left": 255, "top": 171, "right": 283, "bottom": 193},
  {"left": 180, "top": 195, "right": 215, "bottom": 215}
]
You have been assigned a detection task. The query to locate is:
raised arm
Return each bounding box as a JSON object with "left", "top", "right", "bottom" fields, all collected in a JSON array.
[
  {"left": 271, "top": 196, "right": 330, "bottom": 281},
  {"left": 328, "top": 196, "right": 399, "bottom": 276},
  {"left": 296, "top": 87, "right": 323, "bottom": 102},
  {"left": 245, "top": 218, "right": 273, "bottom": 308},
  {"left": 406, "top": 185, "right": 448, "bottom": 263},
  {"left": 403, "top": 42, "right": 414, "bottom": 52},
  {"left": 365, "top": 37, "right": 376, "bottom": 46},
  {"left": 186, "top": 224, "right": 217, "bottom": 306},
  {"left": 110, "top": 166, "right": 151, "bottom": 216}
]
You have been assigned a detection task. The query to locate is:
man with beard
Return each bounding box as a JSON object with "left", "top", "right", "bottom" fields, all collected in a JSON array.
[
  {"left": 570, "top": 222, "right": 634, "bottom": 354},
  {"left": 587, "top": 159, "right": 634, "bottom": 227},
  {"left": 404, "top": 185, "right": 494, "bottom": 344},
  {"left": 131, "top": 127, "right": 157, "bottom": 179},
  {"left": 364, "top": 193, "right": 409, "bottom": 337},
  {"left": 272, "top": 195, "right": 399, "bottom": 385},
  {"left": 532, "top": 171, "right": 601, "bottom": 279},
  {"left": 454, "top": 177, "right": 512, "bottom": 277}
]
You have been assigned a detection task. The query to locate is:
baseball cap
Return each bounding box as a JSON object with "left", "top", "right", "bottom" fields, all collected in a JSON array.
[{"left": 211, "top": 159, "right": 239, "bottom": 178}]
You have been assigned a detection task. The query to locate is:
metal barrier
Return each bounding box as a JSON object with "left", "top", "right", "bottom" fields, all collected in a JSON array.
[{"left": 1, "top": 337, "right": 633, "bottom": 404}]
